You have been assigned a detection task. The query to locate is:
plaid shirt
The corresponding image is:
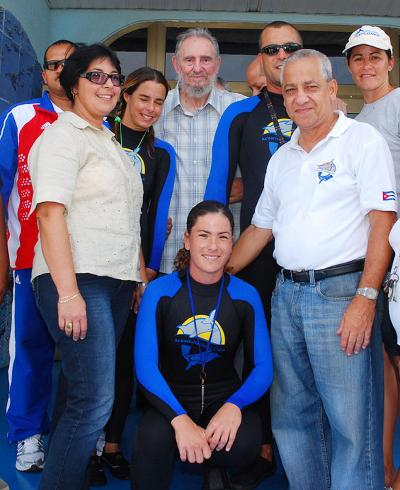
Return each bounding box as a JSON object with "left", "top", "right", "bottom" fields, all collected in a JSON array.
[{"left": 154, "top": 86, "right": 245, "bottom": 273}]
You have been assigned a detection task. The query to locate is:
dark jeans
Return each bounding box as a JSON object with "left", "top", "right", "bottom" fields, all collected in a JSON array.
[
  {"left": 33, "top": 273, "right": 134, "bottom": 490},
  {"left": 131, "top": 403, "right": 262, "bottom": 490}
]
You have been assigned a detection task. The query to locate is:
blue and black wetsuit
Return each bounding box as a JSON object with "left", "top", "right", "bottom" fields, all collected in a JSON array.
[
  {"left": 132, "top": 270, "right": 273, "bottom": 489},
  {"left": 204, "top": 90, "right": 293, "bottom": 445},
  {"left": 105, "top": 124, "right": 176, "bottom": 444},
  {"left": 119, "top": 124, "right": 176, "bottom": 271}
]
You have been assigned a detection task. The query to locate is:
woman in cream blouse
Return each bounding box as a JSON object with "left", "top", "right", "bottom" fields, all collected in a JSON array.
[{"left": 28, "top": 44, "right": 142, "bottom": 490}]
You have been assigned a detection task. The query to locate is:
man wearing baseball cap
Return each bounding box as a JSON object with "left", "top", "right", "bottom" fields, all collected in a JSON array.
[{"left": 345, "top": 25, "right": 400, "bottom": 490}]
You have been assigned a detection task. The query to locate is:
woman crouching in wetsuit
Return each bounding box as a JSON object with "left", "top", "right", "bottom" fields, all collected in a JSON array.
[{"left": 132, "top": 200, "right": 273, "bottom": 490}]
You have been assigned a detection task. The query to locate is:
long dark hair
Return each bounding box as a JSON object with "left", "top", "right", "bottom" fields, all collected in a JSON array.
[
  {"left": 60, "top": 44, "right": 121, "bottom": 102},
  {"left": 113, "top": 67, "right": 169, "bottom": 155},
  {"left": 174, "top": 200, "right": 234, "bottom": 272}
]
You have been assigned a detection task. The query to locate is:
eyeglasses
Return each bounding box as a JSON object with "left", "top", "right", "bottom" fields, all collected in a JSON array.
[
  {"left": 260, "top": 43, "right": 302, "bottom": 56},
  {"left": 44, "top": 59, "right": 67, "bottom": 71},
  {"left": 80, "top": 71, "right": 125, "bottom": 87}
]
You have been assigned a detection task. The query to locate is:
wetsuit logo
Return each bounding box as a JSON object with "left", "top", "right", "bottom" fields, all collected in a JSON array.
[
  {"left": 175, "top": 309, "right": 226, "bottom": 370},
  {"left": 262, "top": 118, "right": 293, "bottom": 155}
]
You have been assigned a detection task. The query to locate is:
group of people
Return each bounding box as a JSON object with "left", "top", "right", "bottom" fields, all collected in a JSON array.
[{"left": 0, "top": 18, "right": 399, "bottom": 490}]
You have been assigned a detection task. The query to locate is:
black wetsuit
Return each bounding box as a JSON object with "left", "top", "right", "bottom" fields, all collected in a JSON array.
[
  {"left": 132, "top": 270, "right": 273, "bottom": 489},
  {"left": 204, "top": 89, "right": 294, "bottom": 443}
]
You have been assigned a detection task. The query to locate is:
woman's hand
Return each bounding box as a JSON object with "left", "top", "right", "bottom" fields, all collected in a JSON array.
[
  {"left": 205, "top": 402, "right": 242, "bottom": 452},
  {"left": 133, "top": 282, "right": 148, "bottom": 314},
  {"left": 171, "top": 414, "right": 212, "bottom": 464},
  {"left": 145, "top": 267, "right": 158, "bottom": 282},
  {"left": 58, "top": 293, "right": 87, "bottom": 341}
]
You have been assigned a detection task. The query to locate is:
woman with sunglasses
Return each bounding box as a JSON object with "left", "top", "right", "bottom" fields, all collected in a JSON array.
[
  {"left": 28, "top": 44, "right": 143, "bottom": 490},
  {"left": 133, "top": 200, "right": 273, "bottom": 490},
  {"left": 89, "top": 68, "right": 176, "bottom": 484}
]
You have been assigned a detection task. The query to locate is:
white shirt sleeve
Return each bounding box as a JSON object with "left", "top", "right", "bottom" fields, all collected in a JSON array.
[{"left": 251, "top": 160, "right": 277, "bottom": 229}]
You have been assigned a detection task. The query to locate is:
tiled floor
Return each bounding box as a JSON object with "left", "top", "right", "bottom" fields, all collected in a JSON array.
[{"left": 0, "top": 366, "right": 289, "bottom": 490}]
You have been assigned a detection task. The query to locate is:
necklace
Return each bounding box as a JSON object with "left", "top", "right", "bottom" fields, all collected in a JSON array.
[
  {"left": 119, "top": 121, "right": 148, "bottom": 171},
  {"left": 186, "top": 268, "right": 225, "bottom": 414}
]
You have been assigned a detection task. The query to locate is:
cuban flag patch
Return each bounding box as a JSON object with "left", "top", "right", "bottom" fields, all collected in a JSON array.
[{"left": 383, "top": 191, "right": 396, "bottom": 201}]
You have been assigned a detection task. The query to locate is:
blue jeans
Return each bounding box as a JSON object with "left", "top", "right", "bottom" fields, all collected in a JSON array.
[
  {"left": 33, "top": 273, "right": 134, "bottom": 490},
  {"left": 271, "top": 271, "right": 384, "bottom": 490}
]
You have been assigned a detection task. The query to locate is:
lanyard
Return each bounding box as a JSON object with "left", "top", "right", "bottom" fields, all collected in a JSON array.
[
  {"left": 186, "top": 268, "right": 225, "bottom": 413},
  {"left": 119, "top": 122, "right": 148, "bottom": 160},
  {"left": 262, "top": 89, "right": 293, "bottom": 147}
]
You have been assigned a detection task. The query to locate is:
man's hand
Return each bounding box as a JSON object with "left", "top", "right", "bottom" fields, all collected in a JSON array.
[
  {"left": 0, "top": 261, "right": 8, "bottom": 305},
  {"left": 226, "top": 225, "right": 272, "bottom": 275},
  {"left": 229, "top": 178, "right": 243, "bottom": 204},
  {"left": 166, "top": 217, "right": 173, "bottom": 239},
  {"left": 205, "top": 402, "right": 242, "bottom": 452},
  {"left": 171, "top": 414, "right": 212, "bottom": 463},
  {"left": 336, "top": 295, "right": 376, "bottom": 355},
  {"left": 0, "top": 195, "right": 9, "bottom": 304}
]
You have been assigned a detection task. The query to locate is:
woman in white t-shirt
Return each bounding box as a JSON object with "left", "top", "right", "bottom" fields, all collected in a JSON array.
[
  {"left": 28, "top": 44, "right": 143, "bottom": 490},
  {"left": 346, "top": 25, "right": 400, "bottom": 490}
]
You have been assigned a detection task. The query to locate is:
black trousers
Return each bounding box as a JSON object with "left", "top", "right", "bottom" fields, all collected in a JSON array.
[
  {"left": 131, "top": 403, "right": 262, "bottom": 490},
  {"left": 237, "top": 251, "right": 278, "bottom": 446},
  {"left": 105, "top": 309, "right": 136, "bottom": 443}
]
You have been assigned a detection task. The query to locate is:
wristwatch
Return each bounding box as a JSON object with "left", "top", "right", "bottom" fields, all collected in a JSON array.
[{"left": 355, "top": 287, "right": 379, "bottom": 300}]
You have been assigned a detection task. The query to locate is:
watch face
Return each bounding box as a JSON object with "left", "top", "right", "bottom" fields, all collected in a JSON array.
[{"left": 357, "top": 287, "right": 378, "bottom": 299}]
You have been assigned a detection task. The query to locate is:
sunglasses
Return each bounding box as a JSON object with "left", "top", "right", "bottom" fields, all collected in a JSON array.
[
  {"left": 44, "top": 59, "right": 67, "bottom": 71},
  {"left": 80, "top": 71, "right": 125, "bottom": 87},
  {"left": 260, "top": 43, "right": 302, "bottom": 56}
]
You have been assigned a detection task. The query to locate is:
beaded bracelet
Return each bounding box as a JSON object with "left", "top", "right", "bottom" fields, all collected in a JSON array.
[{"left": 58, "top": 291, "right": 80, "bottom": 304}]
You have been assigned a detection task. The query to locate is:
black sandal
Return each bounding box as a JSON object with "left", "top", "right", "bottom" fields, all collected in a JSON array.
[{"left": 101, "top": 451, "right": 130, "bottom": 480}]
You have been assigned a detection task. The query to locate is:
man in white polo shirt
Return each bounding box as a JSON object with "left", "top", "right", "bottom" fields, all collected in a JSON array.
[{"left": 227, "top": 49, "right": 396, "bottom": 489}]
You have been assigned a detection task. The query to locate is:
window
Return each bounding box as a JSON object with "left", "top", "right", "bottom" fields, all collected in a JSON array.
[
  {"left": 109, "top": 28, "right": 147, "bottom": 76},
  {"left": 301, "top": 30, "right": 354, "bottom": 85}
]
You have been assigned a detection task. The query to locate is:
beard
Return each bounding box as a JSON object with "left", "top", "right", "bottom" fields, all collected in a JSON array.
[{"left": 177, "top": 72, "right": 217, "bottom": 99}]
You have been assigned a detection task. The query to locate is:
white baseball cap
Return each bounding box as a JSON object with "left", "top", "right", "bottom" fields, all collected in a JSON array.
[{"left": 343, "top": 25, "right": 393, "bottom": 54}]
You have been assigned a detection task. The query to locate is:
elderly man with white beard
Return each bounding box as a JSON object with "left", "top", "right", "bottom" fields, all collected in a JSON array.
[{"left": 154, "top": 28, "right": 245, "bottom": 274}]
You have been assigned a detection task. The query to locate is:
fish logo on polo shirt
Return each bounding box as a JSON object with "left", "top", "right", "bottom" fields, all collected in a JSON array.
[
  {"left": 316, "top": 160, "right": 336, "bottom": 184},
  {"left": 175, "top": 309, "right": 226, "bottom": 370},
  {"left": 261, "top": 118, "right": 293, "bottom": 155}
]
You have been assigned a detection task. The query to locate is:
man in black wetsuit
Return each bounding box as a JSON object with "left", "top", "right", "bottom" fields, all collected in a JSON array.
[{"left": 204, "top": 21, "right": 302, "bottom": 490}]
